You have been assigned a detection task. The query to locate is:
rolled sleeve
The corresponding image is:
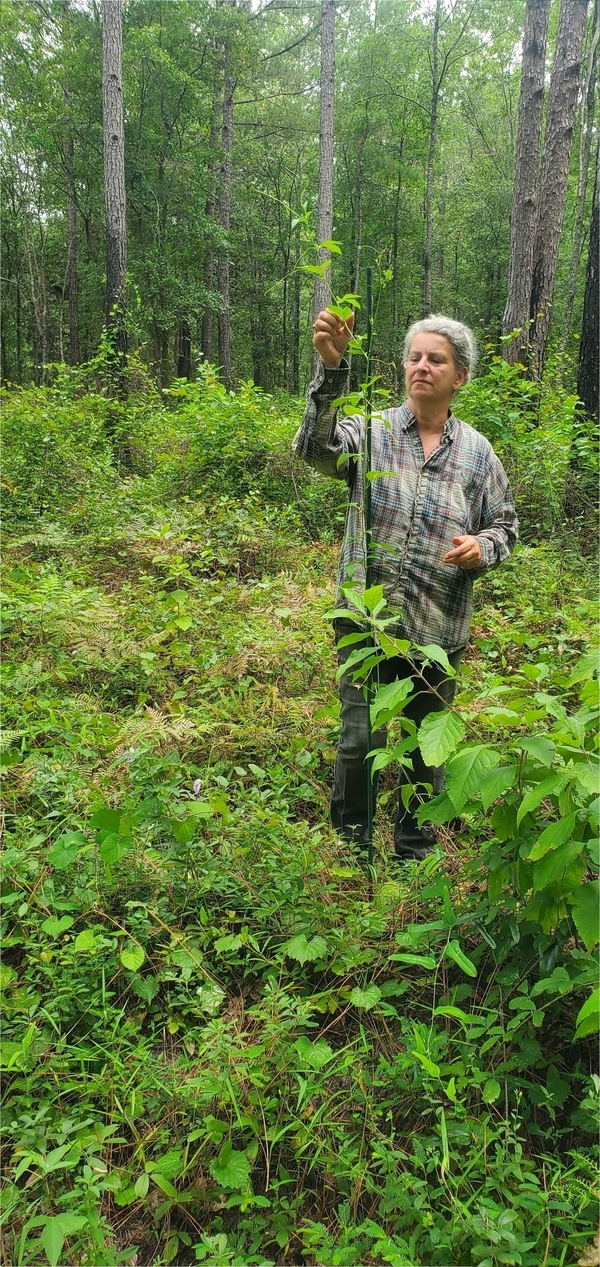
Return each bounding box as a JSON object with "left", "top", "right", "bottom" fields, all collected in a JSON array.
[{"left": 292, "top": 359, "right": 363, "bottom": 481}]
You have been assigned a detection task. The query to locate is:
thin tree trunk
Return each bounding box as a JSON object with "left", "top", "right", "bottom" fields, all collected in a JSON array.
[
  {"left": 101, "top": 0, "right": 127, "bottom": 384},
  {"left": 291, "top": 215, "right": 301, "bottom": 394},
  {"left": 423, "top": 0, "right": 441, "bottom": 315},
  {"left": 16, "top": 275, "right": 22, "bottom": 382},
  {"left": 24, "top": 217, "right": 48, "bottom": 385},
  {"left": 529, "top": 0, "right": 590, "bottom": 378},
  {"left": 577, "top": 141, "right": 599, "bottom": 417},
  {"left": 391, "top": 143, "right": 404, "bottom": 396},
  {"left": 65, "top": 125, "right": 80, "bottom": 364},
  {"left": 352, "top": 115, "right": 368, "bottom": 297},
  {"left": 561, "top": 0, "right": 599, "bottom": 346},
  {"left": 201, "top": 100, "right": 220, "bottom": 363},
  {"left": 502, "top": 0, "right": 551, "bottom": 363},
  {"left": 176, "top": 320, "right": 193, "bottom": 380},
  {"left": 217, "top": 54, "right": 235, "bottom": 390},
  {"left": 313, "top": 0, "right": 335, "bottom": 322}
]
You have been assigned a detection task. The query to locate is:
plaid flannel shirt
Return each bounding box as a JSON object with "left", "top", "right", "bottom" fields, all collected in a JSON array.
[{"left": 293, "top": 359, "right": 519, "bottom": 652}]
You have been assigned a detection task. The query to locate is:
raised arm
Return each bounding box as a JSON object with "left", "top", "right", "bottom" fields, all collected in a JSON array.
[{"left": 292, "top": 309, "right": 363, "bottom": 481}]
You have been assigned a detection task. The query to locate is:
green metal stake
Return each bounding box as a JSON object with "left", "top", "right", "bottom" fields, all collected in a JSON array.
[{"left": 364, "top": 267, "right": 374, "bottom": 870}]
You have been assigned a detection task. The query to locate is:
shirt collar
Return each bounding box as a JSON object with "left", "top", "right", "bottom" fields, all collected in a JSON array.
[{"left": 399, "top": 401, "right": 458, "bottom": 439}]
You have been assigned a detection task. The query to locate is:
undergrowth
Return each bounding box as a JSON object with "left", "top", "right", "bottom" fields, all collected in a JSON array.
[{"left": 0, "top": 367, "right": 598, "bottom": 1267}]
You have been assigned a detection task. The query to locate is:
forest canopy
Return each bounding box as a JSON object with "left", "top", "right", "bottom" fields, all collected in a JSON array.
[{"left": 1, "top": 0, "right": 598, "bottom": 395}]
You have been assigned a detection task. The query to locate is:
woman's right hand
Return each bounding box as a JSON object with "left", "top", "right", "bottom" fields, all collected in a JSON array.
[{"left": 312, "top": 308, "right": 355, "bottom": 368}]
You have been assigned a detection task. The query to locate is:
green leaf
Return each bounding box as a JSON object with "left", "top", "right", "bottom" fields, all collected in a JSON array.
[
  {"left": 479, "top": 765, "right": 517, "bottom": 812},
  {"left": 445, "top": 745, "right": 497, "bottom": 812},
  {"left": 350, "top": 985, "right": 381, "bottom": 1011},
  {"left": 74, "top": 930, "right": 99, "bottom": 953},
  {"left": 209, "top": 1144, "right": 251, "bottom": 1191},
  {"left": 320, "top": 239, "right": 342, "bottom": 253},
  {"left": 120, "top": 943, "right": 145, "bottom": 972},
  {"left": 40, "top": 1220, "right": 64, "bottom": 1267},
  {"left": 442, "top": 884, "right": 456, "bottom": 928},
  {"left": 196, "top": 984, "right": 226, "bottom": 1014},
  {"left": 528, "top": 812, "right": 578, "bottom": 860},
  {"left": 171, "top": 815, "right": 196, "bottom": 845},
  {"left": 134, "top": 1172, "right": 150, "bottom": 1199},
  {"left": 444, "top": 940, "right": 477, "bottom": 977},
  {"left": 532, "top": 840, "right": 586, "bottom": 892},
  {"left": 566, "top": 651, "right": 599, "bottom": 685},
  {"left": 482, "top": 1079, "right": 501, "bottom": 1104},
  {"left": 90, "top": 807, "right": 122, "bottom": 833},
  {"left": 574, "top": 760, "right": 600, "bottom": 796},
  {"left": 417, "top": 644, "right": 454, "bottom": 671},
  {"left": 574, "top": 987, "right": 600, "bottom": 1039},
  {"left": 99, "top": 833, "right": 130, "bottom": 866},
  {"left": 0, "top": 965, "right": 17, "bottom": 990},
  {"left": 530, "top": 967, "right": 573, "bottom": 998},
  {"left": 389, "top": 953, "right": 436, "bottom": 969},
  {"left": 300, "top": 261, "right": 331, "bottom": 276},
  {"left": 516, "top": 771, "right": 571, "bottom": 825},
  {"left": 370, "top": 677, "right": 413, "bottom": 728},
  {"left": 132, "top": 975, "right": 159, "bottom": 1004},
  {"left": 412, "top": 1050, "right": 440, "bottom": 1077},
  {"left": 48, "top": 831, "right": 86, "bottom": 870},
  {"left": 518, "top": 736, "right": 556, "bottom": 767},
  {"left": 415, "top": 792, "right": 456, "bottom": 826},
  {"left": 152, "top": 1171, "right": 178, "bottom": 1198},
  {"left": 327, "top": 304, "right": 354, "bottom": 320},
  {"left": 433, "top": 1005, "right": 482, "bottom": 1026},
  {"left": 417, "top": 711, "right": 465, "bottom": 766},
  {"left": 571, "top": 881, "right": 600, "bottom": 951},
  {"left": 41, "top": 915, "right": 74, "bottom": 938},
  {"left": 282, "top": 934, "right": 328, "bottom": 964},
  {"left": 294, "top": 1036, "right": 334, "bottom": 1068}
]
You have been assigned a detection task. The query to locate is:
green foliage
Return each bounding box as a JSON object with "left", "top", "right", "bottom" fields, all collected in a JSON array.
[
  {"left": 1, "top": 375, "right": 598, "bottom": 1266},
  {"left": 458, "top": 355, "right": 598, "bottom": 543}
]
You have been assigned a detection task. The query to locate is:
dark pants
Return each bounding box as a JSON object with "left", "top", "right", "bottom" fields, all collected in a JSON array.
[{"left": 331, "top": 622, "right": 463, "bottom": 859}]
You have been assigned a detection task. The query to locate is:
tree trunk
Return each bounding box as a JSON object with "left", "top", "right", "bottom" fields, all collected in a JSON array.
[
  {"left": 577, "top": 141, "right": 599, "bottom": 418},
  {"left": 529, "top": 0, "right": 589, "bottom": 378},
  {"left": 65, "top": 125, "right": 80, "bottom": 364},
  {"left": 352, "top": 118, "right": 368, "bottom": 297},
  {"left": 313, "top": 0, "right": 335, "bottom": 322},
  {"left": 291, "top": 215, "right": 301, "bottom": 394},
  {"left": 561, "top": 0, "right": 599, "bottom": 346},
  {"left": 423, "top": 0, "right": 441, "bottom": 315},
  {"left": 502, "top": 0, "right": 551, "bottom": 363},
  {"left": 390, "top": 122, "right": 406, "bottom": 395},
  {"left": 201, "top": 101, "right": 220, "bottom": 364},
  {"left": 176, "top": 320, "right": 193, "bottom": 380},
  {"left": 101, "top": 0, "right": 127, "bottom": 381},
  {"left": 217, "top": 55, "right": 235, "bottom": 390}
]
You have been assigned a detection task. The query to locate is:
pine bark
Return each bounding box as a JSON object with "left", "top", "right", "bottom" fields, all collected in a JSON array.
[
  {"left": 423, "top": 0, "right": 441, "bottom": 316},
  {"left": 313, "top": 0, "right": 335, "bottom": 321},
  {"left": 502, "top": 0, "right": 551, "bottom": 363},
  {"left": 101, "top": 0, "right": 127, "bottom": 373},
  {"left": 577, "top": 141, "right": 599, "bottom": 418},
  {"left": 529, "top": 0, "right": 589, "bottom": 378},
  {"left": 217, "top": 54, "right": 235, "bottom": 390}
]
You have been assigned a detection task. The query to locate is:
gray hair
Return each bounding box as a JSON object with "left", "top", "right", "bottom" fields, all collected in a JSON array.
[{"left": 403, "top": 314, "right": 477, "bottom": 382}]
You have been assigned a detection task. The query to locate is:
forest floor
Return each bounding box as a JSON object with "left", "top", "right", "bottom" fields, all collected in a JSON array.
[{"left": 1, "top": 380, "right": 599, "bottom": 1267}]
